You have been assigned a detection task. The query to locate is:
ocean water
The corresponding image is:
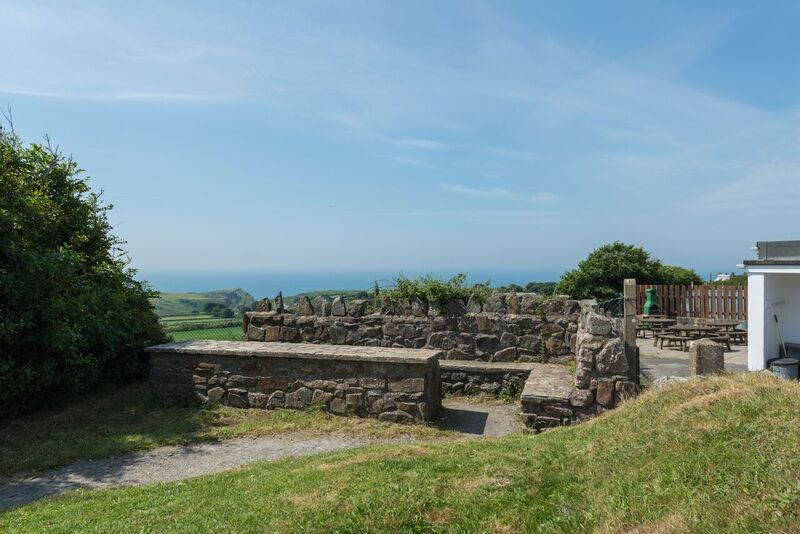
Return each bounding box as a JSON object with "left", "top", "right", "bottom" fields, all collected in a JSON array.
[{"left": 138, "top": 269, "right": 563, "bottom": 299}]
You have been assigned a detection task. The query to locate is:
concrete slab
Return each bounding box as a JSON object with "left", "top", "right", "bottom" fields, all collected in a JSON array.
[
  {"left": 520, "top": 364, "right": 574, "bottom": 402},
  {"left": 638, "top": 339, "right": 747, "bottom": 383},
  {"left": 145, "top": 340, "right": 442, "bottom": 364}
]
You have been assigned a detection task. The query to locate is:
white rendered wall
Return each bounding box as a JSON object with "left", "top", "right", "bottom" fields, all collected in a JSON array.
[
  {"left": 748, "top": 274, "right": 765, "bottom": 370},
  {"left": 749, "top": 272, "right": 800, "bottom": 370}
]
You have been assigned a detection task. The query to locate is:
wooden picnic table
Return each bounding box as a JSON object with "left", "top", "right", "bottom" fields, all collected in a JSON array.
[
  {"left": 639, "top": 318, "right": 676, "bottom": 326},
  {"left": 697, "top": 319, "right": 744, "bottom": 332},
  {"left": 669, "top": 324, "right": 720, "bottom": 338}
]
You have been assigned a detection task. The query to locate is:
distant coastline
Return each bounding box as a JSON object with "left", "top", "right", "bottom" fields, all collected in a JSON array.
[{"left": 137, "top": 269, "right": 564, "bottom": 300}]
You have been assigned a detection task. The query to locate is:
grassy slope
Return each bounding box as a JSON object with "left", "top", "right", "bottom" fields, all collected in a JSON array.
[
  {"left": 0, "top": 383, "right": 451, "bottom": 476},
  {"left": 150, "top": 288, "right": 254, "bottom": 317},
  {"left": 4, "top": 373, "right": 800, "bottom": 532}
]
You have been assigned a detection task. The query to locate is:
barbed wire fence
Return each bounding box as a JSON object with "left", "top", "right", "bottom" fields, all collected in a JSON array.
[{"left": 597, "top": 295, "right": 624, "bottom": 318}]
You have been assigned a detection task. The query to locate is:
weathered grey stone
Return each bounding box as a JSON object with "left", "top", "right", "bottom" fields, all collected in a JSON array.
[
  {"left": 388, "top": 378, "right": 425, "bottom": 392},
  {"left": 313, "top": 296, "right": 331, "bottom": 317},
  {"left": 383, "top": 322, "right": 399, "bottom": 336},
  {"left": 475, "top": 334, "right": 499, "bottom": 353},
  {"left": 484, "top": 294, "right": 507, "bottom": 314},
  {"left": 491, "top": 347, "right": 517, "bottom": 362},
  {"left": 273, "top": 292, "right": 284, "bottom": 314},
  {"left": 689, "top": 338, "right": 724, "bottom": 376},
  {"left": 615, "top": 380, "right": 637, "bottom": 404},
  {"left": 247, "top": 324, "right": 266, "bottom": 341},
  {"left": 296, "top": 296, "right": 314, "bottom": 316},
  {"left": 575, "top": 366, "right": 591, "bottom": 389},
  {"left": 257, "top": 376, "right": 290, "bottom": 393},
  {"left": 248, "top": 392, "right": 268, "bottom": 409},
  {"left": 499, "top": 331, "right": 518, "bottom": 348},
  {"left": 312, "top": 389, "right": 334, "bottom": 405},
  {"left": 564, "top": 300, "right": 581, "bottom": 316},
  {"left": 228, "top": 375, "right": 257, "bottom": 388},
  {"left": 506, "top": 293, "right": 520, "bottom": 315},
  {"left": 227, "top": 388, "right": 249, "bottom": 408},
  {"left": 255, "top": 298, "right": 272, "bottom": 312},
  {"left": 411, "top": 297, "right": 428, "bottom": 317},
  {"left": 519, "top": 293, "right": 540, "bottom": 315},
  {"left": 441, "top": 299, "right": 467, "bottom": 316},
  {"left": 329, "top": 397, "right": 347, "bottom": 414},
  {"left": 594, "top": 378, "right": 615, "bottom": 407},
  {"left": 395, "top": 298, "right": 412, "bottom": 315},
  {"left": 358, "top": 377, "right": 386, "bottom": 389},
  {"left": 378, "top": 410, "right": 414, "bottom": 424},
  {"left": 285, "top": 387, "right": 313, "bottom": 409},
  {"left": 349, "top": 299, "right": 368, "bottom": 317},
  {"left": 264, "top": 325, "right": 281, "bottom": 342},
  {"left": 207, "top": 386, "right": 225, "bottom": 403},
  {"left": 267, "top": 390, "right": 285, "bottom": 408},
  {"left": 331, "top": 296, "right": 347, "bottom": 316},
  {"left": 595, "top": 339, "right": 628, "bottom": 375},
  {"left": 585, "top": 313, "right": 613, "bottom": 336},
  {"left": 539, "top": 298, "right": 565, "bottom": 315},
  {"left": 569, "top": 388, "right": 594, "bottom": 407},
  {"left": 328, "top": 322, "right": 347, "bottom": 344}
]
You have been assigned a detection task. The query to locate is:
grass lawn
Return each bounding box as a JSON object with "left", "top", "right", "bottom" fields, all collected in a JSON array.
[
  {"left": 3, "top": 373, "right": 800, "bottom": 532},
  {"left": 169, "top": 325, "right": 243, "bottom": 341},
  {"left": 0, "top": 382, "right": 452, "bottom": 476}
]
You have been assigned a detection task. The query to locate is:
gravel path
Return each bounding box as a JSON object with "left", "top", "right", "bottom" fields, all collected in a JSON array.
[
  {"left": 0, "top": 400, "right": 520, "bottom": 511},
  {"left": 0, "top": 435, "right": 410, "bottom": 511}
]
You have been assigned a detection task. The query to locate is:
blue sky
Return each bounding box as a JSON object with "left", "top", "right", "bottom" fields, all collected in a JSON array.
[{"left": 2, "top": 1, "right": 799, "bottom": 275}]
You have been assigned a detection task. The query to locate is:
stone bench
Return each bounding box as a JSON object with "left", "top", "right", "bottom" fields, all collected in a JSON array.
[{"left": 146, "top": 341, "right": 442, "bottom": 423}]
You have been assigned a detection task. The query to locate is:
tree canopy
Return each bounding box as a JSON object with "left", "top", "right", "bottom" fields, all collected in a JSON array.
[
  {"left": 0, "top": 125, "right": 166, "bottom": 418},
  {"left": 555, "top": 242, "right": 703, "bottom": 300}
]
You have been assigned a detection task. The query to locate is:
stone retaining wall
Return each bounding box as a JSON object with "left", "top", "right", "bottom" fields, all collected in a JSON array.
[
  {"left": 521, "top": 301, "right": 640, "bottom": 431},
  {"left": 439, "top": 361, "right": 534, "bottom": 398},
  {"left": 146, "top": 341, "right": 441, "bottom": 423},
  {"left": 244, "top": 293, "right": 580, "bottom": 363}
]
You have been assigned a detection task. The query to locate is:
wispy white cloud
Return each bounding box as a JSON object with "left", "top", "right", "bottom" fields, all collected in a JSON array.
[
  {"left": 389, "top": 138, "right": 448, "bottom": 150},
  {"left": 385, "top": 155, "right": 432, "bottom": 167},
  {"left": 0, "top": 88, "right": 236, "bottom": 101},
  {"left": 689, "top": 160, "right": 800, "bottom": 211},
  {"left": 440, "top": 184, "right": 556, "bottom": 203}
]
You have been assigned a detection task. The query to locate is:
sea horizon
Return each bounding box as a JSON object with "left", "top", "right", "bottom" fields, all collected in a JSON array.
[
  {"left": 136, "top": 269, "right": 566, "bottom": 300},
  {"left": 137, "top": 266, "right": 741, "bottom": 300}
]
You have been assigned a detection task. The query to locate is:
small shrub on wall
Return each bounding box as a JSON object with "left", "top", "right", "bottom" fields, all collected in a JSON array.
[
  {"left": 0, "top": 125, "right": 167, "bottom": 418},
  {"left": 381, "top": 273, "right": 491, "bottom": 305}
]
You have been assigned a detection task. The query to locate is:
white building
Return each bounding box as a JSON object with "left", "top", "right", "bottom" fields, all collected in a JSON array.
[{"left": 745, "top": 240, "right": 800, "bottom": 370}]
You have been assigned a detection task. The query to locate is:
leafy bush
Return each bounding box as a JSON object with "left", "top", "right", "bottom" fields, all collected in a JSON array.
[
  {"left": 382, "top": 273, "right": 491, "bottom": 305},
  {"left": 556, "top": 242, "right": 702, "bottom": 300},
  {"left": 659, "top": 265, "right": 703, "bottom": 286},
  {"left": 0, "top": 126, "right": 167, "bottom": 418}
]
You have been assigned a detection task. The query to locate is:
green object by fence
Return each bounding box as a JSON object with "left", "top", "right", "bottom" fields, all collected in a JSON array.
[{"left": 643, "top": 288, "right": 660, "bottom": 315}]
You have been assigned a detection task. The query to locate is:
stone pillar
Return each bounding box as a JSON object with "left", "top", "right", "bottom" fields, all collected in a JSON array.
[{"left": 689, "top": 338, "right": 724, "bottom": 376}]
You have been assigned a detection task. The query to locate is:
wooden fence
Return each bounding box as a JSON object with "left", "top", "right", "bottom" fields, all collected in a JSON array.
[{"left": 635, "top": 285, "right": 747, "bottom": 320}]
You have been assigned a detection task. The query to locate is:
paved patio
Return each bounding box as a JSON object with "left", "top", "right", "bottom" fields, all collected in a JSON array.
[{"left": 639, "top": 340, "right": 748, "bottom": 383}]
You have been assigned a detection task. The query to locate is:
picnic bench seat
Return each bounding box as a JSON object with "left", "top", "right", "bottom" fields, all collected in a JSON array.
[{"left": 655, "top": 334, "right": 689, "bottom": 351}]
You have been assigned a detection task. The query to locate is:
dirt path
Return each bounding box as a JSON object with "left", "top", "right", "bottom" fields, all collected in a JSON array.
[{"left": 0, "top": 400, "right": 520, "bottom": 511}]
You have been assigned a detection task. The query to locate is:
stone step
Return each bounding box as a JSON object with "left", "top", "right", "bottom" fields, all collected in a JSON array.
[{"left": 439, "top": 360, "right": 539, "bottom": 373}]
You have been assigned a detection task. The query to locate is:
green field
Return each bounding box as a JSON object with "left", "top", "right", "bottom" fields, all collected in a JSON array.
[
  {"left": 4, "top": 373, "right": 800, "bottom": 531},
  {"left": 169, "top": 326, "right": 243, "bottom": 341},
  {"left": 150, "top": 288, "right": 255, "bottom": 317}
]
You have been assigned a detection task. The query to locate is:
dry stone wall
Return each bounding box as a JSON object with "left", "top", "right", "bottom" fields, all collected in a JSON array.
[
  {"left": 244, "top": 293, "right": 580, "bottom": 363},
  {"left": 521, "top": 300, "right": 640, "bottom": 431},
  {"left": 147, "top": 341, "right": 441, "bottom": 423}
]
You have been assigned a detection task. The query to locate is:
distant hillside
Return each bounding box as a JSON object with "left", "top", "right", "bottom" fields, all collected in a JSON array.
[{"left": 150, "top": 288, "right": 255, "bottom": 317}]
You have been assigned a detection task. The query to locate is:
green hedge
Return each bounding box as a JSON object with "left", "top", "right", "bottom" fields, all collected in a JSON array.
[{"left": 0, "top": 127, "right": 167, "bottom": 418}]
